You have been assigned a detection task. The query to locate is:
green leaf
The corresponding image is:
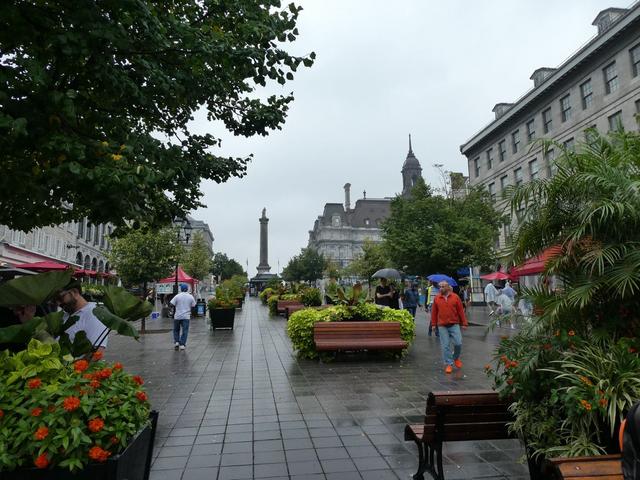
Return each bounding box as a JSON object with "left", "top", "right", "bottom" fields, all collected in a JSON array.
[
  {"left": 100, "top": 286, "right": 152, "bottom": 322},
  {"left": 0, "top": 270, "right": 72, "bottom": 306},
  {"left": 93, "top": 306, "right": 139, "bottom": 340}
]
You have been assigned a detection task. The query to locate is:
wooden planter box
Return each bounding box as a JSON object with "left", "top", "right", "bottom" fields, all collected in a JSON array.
[
  {"left": 0, "top": 411, "right": 158, "bottom": 480},
  {"left": 210, "top": 307, "right": 235, "bottom": 330}
]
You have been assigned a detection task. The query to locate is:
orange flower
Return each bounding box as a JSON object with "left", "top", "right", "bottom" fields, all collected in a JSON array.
[
  {"left": 34, "top": 426, "right": 49, "bottom": 440},
  {"left": 484, "top": 364, "right": 492, "bottom": 371},
  {"left": 31, "top": 407, "right": 43, "bottom": 417},
  {"left": 599, "top": 397, "right": 608, "bottom": 407},
  {"left": 568, "top": 330, "right": 575, "bottom": 336},
  {"left": 62, "top": 396, "right": 81, "bottom": 412},
  {"left": 28, "top": 378, "right": 42, "bottom": 389},
  {"left": 554, "top": 330, "right": 560, "bottom": 337},
  {"left": 74, "top": 360, "right": 89, "bottom": 373},
  {"left": 83, "top": 373, "right": 94, "bottom": 380},
  {"left": 506, "top": 378, "right": 514, "bottom": 385},
  {"left": 88, "top": 418, "right": 105, "bottom": 433},
  {"left": 92, "top": 351, "right": 103, "bottom": 361},
  {"left": 110, "top": 436, "right": 119, "bottom": 445},
  {"left": 579, "top": 375, "right": 593, "bottom": 386},
  {"left": 500, "top": 355, "right": 508, "bottom": 363},
  {"left": 90, "top": 379, "right": 101, "bottom": 389},
  {"left": 96, "top": 368, "right": 112, "bottom": 380},
  {"left": 34, "top": 453, "right": 49, "bottom": 469},
  {"left": 113, "top": 362, "right": 123, "bottom": 370},
  {"left": 88, "top": 446, "right": 111, "bottom": 462},
  {"left": 629, "top": 347, "right": 638, "bottom": 354},
  {"left": 136, "top": 391, "right": 148, "bottom": 402},
  {"left": 580, "top": 399, "right": 592, "bottom": 411},
  {"left": 133, "top": 375, "right": 144, "bottom": 386}
]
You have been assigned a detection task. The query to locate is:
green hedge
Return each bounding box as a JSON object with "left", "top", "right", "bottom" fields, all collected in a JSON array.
[
  {"left": 287, "top": 304, "right": 415, "bottom": 359},
  {"left": 267, "top": 295, "right": 280, "bottom": 316}
]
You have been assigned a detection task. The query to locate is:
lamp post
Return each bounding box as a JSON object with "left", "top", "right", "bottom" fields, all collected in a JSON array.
[{"left": 173, "top": 218, "right": 192, "bottom": 294}]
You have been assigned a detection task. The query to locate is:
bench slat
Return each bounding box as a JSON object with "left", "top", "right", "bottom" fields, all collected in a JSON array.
[
  {"left": 313, "top": 321, "right": 407, "bottom": 352},
  {"left": 551, "top": 454, "right": 623, "bottom": 479}
]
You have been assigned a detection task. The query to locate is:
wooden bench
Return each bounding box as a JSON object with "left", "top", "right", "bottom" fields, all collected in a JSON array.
[
  {"left": 404, "top": 390, "right": 514, "bottom": 480},
  {"left": 276, "top": 300, "right": 303, "bottom": 316},
  {"left": 313, "top": 321, "right": 407, "bottom": 351},
  {"left": 550, "top": 454, "right": 623, "bottom": 479}
]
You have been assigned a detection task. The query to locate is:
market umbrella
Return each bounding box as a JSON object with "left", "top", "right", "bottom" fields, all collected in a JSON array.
[
  {"left": 371, "top": 268, "right": 402, "bottom": 280},
  {"left": 480, "top": 271, "right": 512, "bottom": 281},
  {"left": 12, "top": 260, "right": 71, "bottom": 272},
  {"left": 427, "top": 273, "right": 458, "bottom": 287}
]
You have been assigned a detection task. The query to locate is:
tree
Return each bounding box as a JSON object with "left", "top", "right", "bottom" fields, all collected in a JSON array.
[
  {"left": 211, "top": 253, "right": 245, "bottom": 281},
  {"left": 282, "top": 248, "right": 326, "bottom": 282},
  {"left": 344, "top": 240, "right": 390, "bottom": 280},
  {"left": 107, "top": 226, "right": 183, "bottom": 332},
  {"left": 0, "top": 1, "right": 315, "bottom": 231},
  {"left": 181, "top": 232, "right": 213, "bottom": 294},
  {"left": 382, "top": 178, "right": 503, "bottom": 276}
]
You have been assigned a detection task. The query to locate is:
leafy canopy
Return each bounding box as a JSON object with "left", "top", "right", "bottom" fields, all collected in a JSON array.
[
  {"left": 382, "top": 179, "right": 503, "bottom": 275},
  {"left": 282, "top": 248, "right": 327, "bottom": 282},
  {"left": 0, "top": 1, "right": 315, "bottom": 230},
  {"left": 181, "top": 232, "right": 213, "bottom": 282},
  {"left": 211, "top": 253, "right": 245, "bottom": 281},
  {"left": 343, "top": 240, "right": 390, "bottom": 280}
]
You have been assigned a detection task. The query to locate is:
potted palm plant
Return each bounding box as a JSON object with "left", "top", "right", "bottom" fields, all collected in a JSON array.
[{"left": 0, "top": 270, "right": 157, "bottom": 479}]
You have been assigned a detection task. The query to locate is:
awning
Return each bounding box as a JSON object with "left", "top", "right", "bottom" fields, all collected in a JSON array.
[
  {"left": 480, "top": 271, "right": 512, "bottom": 281},
  {"left": 12, "top": 260, "right": 72, "bottom": 271},
  {"left": 510, "top": 246, "right": 562, "bottom": 277},
  {"left": 157, "top": 266, "right": 197, "bottom": 286}
]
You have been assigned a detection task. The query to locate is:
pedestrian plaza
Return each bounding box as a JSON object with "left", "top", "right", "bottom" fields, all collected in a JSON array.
[{"left": 105, "top": 299, "right": 530, "bottom": 480}]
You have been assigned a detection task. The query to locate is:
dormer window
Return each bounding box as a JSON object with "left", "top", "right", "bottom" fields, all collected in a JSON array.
[{"left": 332, "top": 215, "right": 341, "bottom": 227}]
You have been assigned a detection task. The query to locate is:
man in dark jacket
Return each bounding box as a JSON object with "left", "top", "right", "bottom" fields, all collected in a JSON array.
[
  {"left": 403, "top": 283, "right": 419, "bottom": 318},
  {"left": 431, "top": 280, "right": 468, "bottom": 374}
]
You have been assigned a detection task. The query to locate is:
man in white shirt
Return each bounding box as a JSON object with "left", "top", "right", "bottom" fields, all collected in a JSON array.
[
  {"left": 56, "top": 279, "right": 108, "bottom": 350},
  {"left": 170, "top": 284, "right": 196, "bottom": 351},
  {"left": 484, "top": 281, "right": 498, "bottom": 316}
]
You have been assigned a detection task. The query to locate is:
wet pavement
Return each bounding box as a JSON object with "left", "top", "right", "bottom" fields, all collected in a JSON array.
[{"left": 105, "top": 299, "right": 529, "bottom": 480}]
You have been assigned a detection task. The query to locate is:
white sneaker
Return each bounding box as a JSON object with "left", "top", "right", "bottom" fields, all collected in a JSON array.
[
  {"left": 488, "top": 311, "right": 494, "bottom": 316},
  {"left": 179, "top": 345, "right": 185, "bottom": 351},
  {"left": 174, "top": 342, "right": 179, "bottom": 351}
]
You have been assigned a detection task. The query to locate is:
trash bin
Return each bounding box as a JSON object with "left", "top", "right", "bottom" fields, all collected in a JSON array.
[{"left": 196, "top": 300, "right": 206, "bottom": 317}]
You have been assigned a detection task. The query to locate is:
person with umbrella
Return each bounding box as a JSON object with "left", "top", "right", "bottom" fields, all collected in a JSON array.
[
  {"left": 431, "top": 280, "right": 468, "bottom": 374},
  {"left": 374, "top": 278, "right": 392, "bottom": 307}
]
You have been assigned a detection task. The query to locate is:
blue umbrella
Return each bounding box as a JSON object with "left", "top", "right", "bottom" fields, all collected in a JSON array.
[{"left": 427, "top": 274, "right": 458, "bottom": 287}]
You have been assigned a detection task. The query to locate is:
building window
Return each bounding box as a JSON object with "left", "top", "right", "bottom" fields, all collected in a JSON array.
[
  {"left": 603, "top": 62, "right": 619, "bottom": 94},
  {"left": 511, "top": 129, "right": 520, "bottom": 154},
  {"left": 636, "top": 99, "right": 640, "bottom": 114},
  {"left": 486, "top": 148, "right": 493, "bottom": 170},
  {"left": 488, "top": 182, "right": 496, "bottom": 201},
  {"left": 560, "top": 94, "right": 571, "bottom": 122},
  {"left": 631, "top": 44, "right": 640, "bottom": 77},
  {"left": 500, "top": 175, "right": 508, "bottom": 191},
  {"left": 77, "top": 220, "right": 84, "bottom": 239},
  {"left": 529, "top": 158, "right": 540, "bottom": 180},
  {"left": 498, "top": 140, "right": 506, "bottom": 162},
  {"left": 474, "top": 157, "right": 480, "bottom": 177},
  {"left": 542, "top": 107, "right": 553, "bottom": 133},
  {"left": 514, "top": 167, "right": 523, "bottom": 186},
  {"left": 563, "top": 137, "right": 575, "bottom": 151},
  {"left": 580, "top": 79, "right": 593, "bottom": 110},
  {"left": 332, "top": 215, "right": 341, "bottom": 227},
  {"left": 525, "top": 119, "right": 536, "bottom": 142},
  {"left": 608, "top": 110, "right": 623, "bottom": 131}
]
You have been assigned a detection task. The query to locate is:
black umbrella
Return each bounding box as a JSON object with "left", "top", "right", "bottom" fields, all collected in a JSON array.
[{"left": 371, "top": 268, "right": 402, "bottom": 280}]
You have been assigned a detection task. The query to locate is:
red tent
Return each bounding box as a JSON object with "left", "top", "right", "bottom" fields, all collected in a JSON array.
[
  {"left": 13, "top": 260, "right": 72, "bottom": 271},
  {"left": 480, "top": 271, "right": 512, "bottom": 281},
  {"left": 157, "top": 266, "right": 197, "bottom": 287},
  {"left": 510, "top": 245, "right": 563, "bottom": 277}
]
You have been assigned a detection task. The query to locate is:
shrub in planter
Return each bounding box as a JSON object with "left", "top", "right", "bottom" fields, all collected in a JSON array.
[
  {"left": 258, "top": 288, "right": 273, "bottom": 305},
  {"left": 267, "top": 295, "right": 280, "bottom": 316},
  {"left": 0, "top": 339, "right": 150, "bottom": 473},
  {"left": 287, "top": 305, "right": 415, "bottom": 359},
  {"left": 279, "top": 293, "right": 301, "bottom": 302},
  {"left": 301, "top": 288, "right": 321, "bottom": 307}
]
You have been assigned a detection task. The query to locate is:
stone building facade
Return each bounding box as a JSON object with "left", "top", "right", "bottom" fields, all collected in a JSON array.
[
  {"left": 460, "top": 6, "right": 640, "bottom": 250},
  {"left": 308, "top": 140, "right": 423, "bottom": 267}
]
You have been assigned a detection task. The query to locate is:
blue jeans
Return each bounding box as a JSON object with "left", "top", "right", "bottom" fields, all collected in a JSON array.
[
  {"left": 438, "top": 324, "right": 462, "bottom": 366},
  {"left": 404, "top": 306, "right": 417, "bottom": 318},
  {"left": 173, "top": 318, "right": 190, "bottom": 346}
]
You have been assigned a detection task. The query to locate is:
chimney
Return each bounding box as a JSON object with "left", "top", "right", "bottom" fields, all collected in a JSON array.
[
  {"left": 492, "top": 103, "right": 514, "bottom": 120},
  {"left": 343, "top": 183, "right": 351, "bottom": 211},
  {"left": 530, "top": 67, "right": 557, "bottom": 87},
  {"left": 592, "top": 8, "right": 628, "bottom": 35}
]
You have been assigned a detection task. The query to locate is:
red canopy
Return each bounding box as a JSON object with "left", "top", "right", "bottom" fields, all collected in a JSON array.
[
  {"left": 75, "top": 269, "right": 98, "bottom": 277},
  {"left": 157, "top": 266, "right": 197, "bottom": 286},
  {"left": 13, "top": 260, "right": 72, "bottom": 271},
  {"left": 510, "top": 246, "right": 563, "bottom": 277},
  {"left": 480, "top": 271, "right": 512, "bottom": 281}
]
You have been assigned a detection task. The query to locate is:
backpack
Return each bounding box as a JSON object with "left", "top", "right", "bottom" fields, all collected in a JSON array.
[{"left": 622, "top": 402, "right": 640, "bottom": 479}]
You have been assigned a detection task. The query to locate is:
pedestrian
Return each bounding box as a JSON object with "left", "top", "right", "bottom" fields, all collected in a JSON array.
[
  {"left": 426, "top": 282, "right": 440, "bottom": 336},
  {"left": 403, "top": 282, "right": 419, "bottom": 318},
  {"left": 431, "top": 280, "right": 468, "bottom": 374},
  {"left": 374, "top": 278, "right": 392, "bottom": 307},
  {"left": 484, "top": 281, "right": 498, "bottom": 316},
  {"left": 56, "top": 279, "right": 109, "bottom": 351},
  {"left": 170, "top": 283, "right": 196, "bottom": 351},
  {"left": 501, "top": 281, "right": 516, "bottom": 300},
  {"left": 495, "top": 290, "right": 515, "bottom": 329},
  {"left": 389, "top": 283, "right": 400, "bottom": 309}
]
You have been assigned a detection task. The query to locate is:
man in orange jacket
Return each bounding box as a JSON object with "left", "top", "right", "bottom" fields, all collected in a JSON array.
[{"left": 431, "top": 280, "right": 468, "bottom": 374}]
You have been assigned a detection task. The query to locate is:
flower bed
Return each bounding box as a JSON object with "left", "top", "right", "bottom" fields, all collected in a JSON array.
[
  {"left": 0, "top": 340, "right": 150, "bottom": 473},
  {"left": 287, "top": 303, "right": 415, "bottom": 359}
]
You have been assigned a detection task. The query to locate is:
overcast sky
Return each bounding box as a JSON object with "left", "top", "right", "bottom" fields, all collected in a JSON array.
[{"left": 190, "top": 0, "right": 620, "bottom": 277}]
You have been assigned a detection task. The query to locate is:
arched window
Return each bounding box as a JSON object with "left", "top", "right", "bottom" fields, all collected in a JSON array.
[
  {"left": 76, "top": 252, "right": 83, "bottom": 265},
  {"left": 84, "top": 255, "right": 91, "bottom": 270},
  {"left": 98, "top": 260, "right": 104, "bottom": 273},
  {"left": 91, "top": 258, "right": 97, "bottom": 271},
  {"left": 104, "top": 262, "right": 110, "bottom": 273},
  {"left": 331, "top": 215, "right": 341, "bottom": 227}
]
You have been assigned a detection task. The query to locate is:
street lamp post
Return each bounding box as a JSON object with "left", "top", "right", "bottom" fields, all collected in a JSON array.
[{"left": 173, "top": 218, "right": 192, "bottom": 294}]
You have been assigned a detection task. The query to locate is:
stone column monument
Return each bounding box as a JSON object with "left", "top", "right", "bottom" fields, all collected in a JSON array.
[{"left": 256, "top": 207, "right": 271, "bottom": 274}]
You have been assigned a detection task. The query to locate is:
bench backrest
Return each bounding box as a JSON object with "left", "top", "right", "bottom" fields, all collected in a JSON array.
[
  {"left": 314, "top": 321, "right": 402, "bottom": 341},
  {"left": 425, "top": 390, "right": 513, "bottom": 442},
  {"left": 277, "top": 300, "right": 302, "bottom": 308}
]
